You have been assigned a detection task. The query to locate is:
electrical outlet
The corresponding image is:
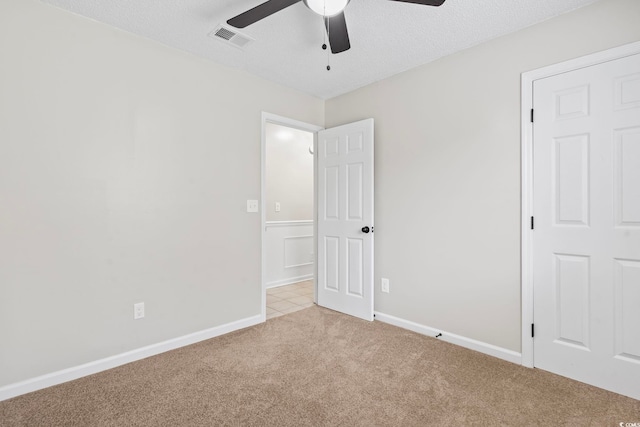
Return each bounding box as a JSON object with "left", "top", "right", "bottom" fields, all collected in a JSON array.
[
  {"left": 381, "top": 278, "right": 390, "bottom": 293},
  {"left": 134, "top": 302, "right": 145, "bottom": 319},
  {"left": 275, "top": 202, "right": 281, "bottom": 212},
  {"left": 246, "top": 200, "right": 259, "bottom": 213}
]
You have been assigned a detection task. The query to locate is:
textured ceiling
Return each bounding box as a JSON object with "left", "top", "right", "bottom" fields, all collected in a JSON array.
[{"left": 40, "top": 0, "right": 600, "bottom": 99}]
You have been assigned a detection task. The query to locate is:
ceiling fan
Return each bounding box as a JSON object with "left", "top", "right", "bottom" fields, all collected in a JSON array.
[{"left": 227, "top": 0, "right": 446, "bottom": 54}]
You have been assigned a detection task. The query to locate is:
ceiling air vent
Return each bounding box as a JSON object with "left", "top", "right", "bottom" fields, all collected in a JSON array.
[{"left": 209, "top": 25, "right": 254, "bottom": 49}]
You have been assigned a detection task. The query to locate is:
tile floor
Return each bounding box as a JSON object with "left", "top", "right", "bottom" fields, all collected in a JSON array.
[{"left": 266, "top": 280, "right": 315, "bottom": 320}]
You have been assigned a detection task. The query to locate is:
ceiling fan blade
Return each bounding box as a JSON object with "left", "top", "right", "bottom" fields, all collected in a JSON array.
[
  {"left": 388, "top": 0, "right": 446, "bottom": 6},
  {"left": 325, "top": 12, "right": 350, "bottom": 54},
  {"left": 227, "top": 0, "right": 301, "bottom": 28}
]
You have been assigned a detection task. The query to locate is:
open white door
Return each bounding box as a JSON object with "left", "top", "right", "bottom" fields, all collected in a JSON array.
[{"left": 317, "top": 119, "right": 374, "bottom": 321}]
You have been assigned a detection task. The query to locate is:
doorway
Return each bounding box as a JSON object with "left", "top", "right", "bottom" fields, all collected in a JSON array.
[
  {"left": 261, "top": 114, "right": 376, "bottom": 323},
  {"left": 261, "top": 114, "right": 322, "bottom": 320}
]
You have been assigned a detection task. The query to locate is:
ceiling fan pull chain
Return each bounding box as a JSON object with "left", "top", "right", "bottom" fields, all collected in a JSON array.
[
  {"left": 321, "top": 17, "right": 329, "bottom": 70},
  {"left": 325, "top": 11, "right": 331, "bottom": 71},
  {"left": 321, "top": 11, "right": 327, "bottom": 51}
]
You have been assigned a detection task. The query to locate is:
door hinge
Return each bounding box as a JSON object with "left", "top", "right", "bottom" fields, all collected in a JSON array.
[
  {"left": 530, "top": 108, "right": 534, "bottom": 123},
  {"left": 531, "top": 216, "right": 534, "bottom": 230},
  {"left": 531, "top": 323, "right": 535, "bottom": 338}
]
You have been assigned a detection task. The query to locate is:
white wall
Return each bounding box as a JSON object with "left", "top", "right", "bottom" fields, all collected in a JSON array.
[
  {"left": 265, "top": 123, "right": 314, "bottom": 222},
  {"left": 264, "top": 221, "right": 314, "bottom": 288},
  {"left": 0, "top": 0, "right": 323, "bottom": 388},
  {"left": 325, "top": 0, "right": 640, "bottom": 352}
]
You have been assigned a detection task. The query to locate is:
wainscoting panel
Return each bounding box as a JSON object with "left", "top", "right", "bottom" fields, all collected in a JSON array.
[{"left": 266, "top": 221, "right": 314, "bottom": 288}]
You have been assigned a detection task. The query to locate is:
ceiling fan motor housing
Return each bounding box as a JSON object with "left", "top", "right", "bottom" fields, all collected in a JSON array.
[
  {"left": 227, "top": 0, "right": 445, "bottom": 55},
  {"left": 303, "top": 0, "right": 350, "bottom": 17}
]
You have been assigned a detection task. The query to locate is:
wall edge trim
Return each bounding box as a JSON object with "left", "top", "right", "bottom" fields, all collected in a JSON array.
[
  {"left": 374, "top": 311, "right": 522, "bottom": 365},
  {"left": 266, "top": 274, "right": 313, "bottom": 288},
  {"left": 265, "top": 220, "right": 314, "bottom": 227},
  {"left": 0, "top": 314, "right": 262, "bottom": 402}
]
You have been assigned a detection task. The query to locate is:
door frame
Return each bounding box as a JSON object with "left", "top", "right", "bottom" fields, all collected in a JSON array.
[
  {"left": 260, "top": 112, "right": 323, "bottom": 321},
  {"left": 520, "top": 40, "right": 640, "bottom": 368}
]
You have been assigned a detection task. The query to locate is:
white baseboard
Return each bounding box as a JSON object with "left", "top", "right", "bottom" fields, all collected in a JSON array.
[
  {"left": 0, "top": 314, "right": 262, "bottom": 402},
  {"left": 266, "top": 274, "right": 313, "bottom": 289},
  {"left": 374, "top": 311, "right": 522, "bottom": 365}
]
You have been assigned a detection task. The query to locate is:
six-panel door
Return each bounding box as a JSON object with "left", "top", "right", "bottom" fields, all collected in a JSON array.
[
  {"left": 533, "top": 53, "right": 640, "bottom": 400},
  {"left": 317, "top": 119, "right": 374, "bottom": 321}
]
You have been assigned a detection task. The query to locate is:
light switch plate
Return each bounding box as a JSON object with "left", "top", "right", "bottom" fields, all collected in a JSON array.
[{"left": 247, "top": 200, "right": 259, "bottom": 213}]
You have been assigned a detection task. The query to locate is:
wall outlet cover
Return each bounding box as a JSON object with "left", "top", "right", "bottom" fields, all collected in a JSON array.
[
  {"left": 381, "top": 278, "right": 390, "bottom": 293},
  {"left": 134, "top": 302, "right": 145, "bottom": 319}
]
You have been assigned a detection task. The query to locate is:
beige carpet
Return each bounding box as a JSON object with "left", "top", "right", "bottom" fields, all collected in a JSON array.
[{"left": 1, "top": 306, "right": 638, "bottom": 426}]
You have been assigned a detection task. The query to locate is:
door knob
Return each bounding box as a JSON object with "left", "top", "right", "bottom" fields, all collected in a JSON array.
[{"left": 361, "top": 226, "right": 370, "bottom": 233}]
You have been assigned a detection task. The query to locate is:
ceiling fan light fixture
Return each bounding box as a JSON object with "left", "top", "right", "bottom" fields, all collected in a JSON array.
[{"left": 303, "top": 0, "right": 350, "bottom": 17}]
